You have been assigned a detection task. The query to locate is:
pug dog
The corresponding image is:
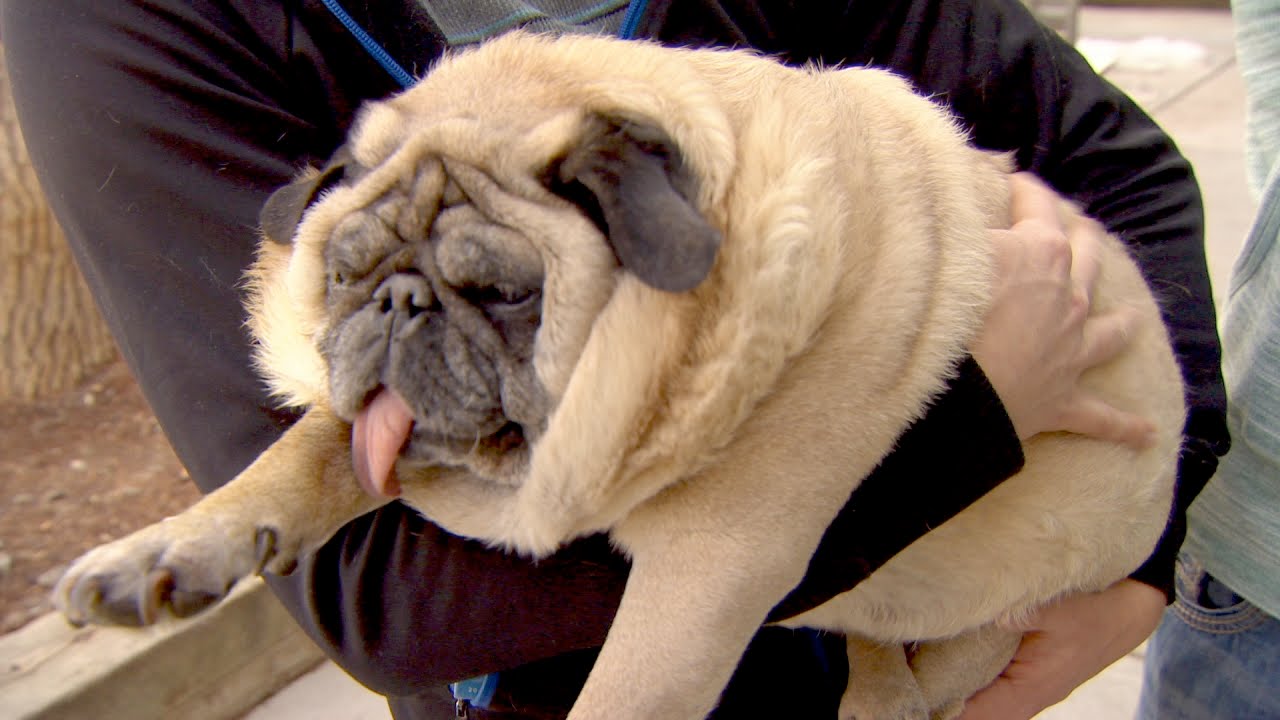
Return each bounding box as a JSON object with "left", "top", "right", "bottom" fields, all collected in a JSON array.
[{"left": 53, "top": 32, "right": 1185, "bottom": 720}]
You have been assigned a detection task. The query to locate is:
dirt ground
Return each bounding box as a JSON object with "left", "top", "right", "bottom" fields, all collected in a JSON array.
[{"left": 0, "top": 358, "right": 201, "bottom": 633}]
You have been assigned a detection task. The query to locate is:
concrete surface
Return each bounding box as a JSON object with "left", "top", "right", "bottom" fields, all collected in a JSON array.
[
  {"left": 246, "top": 7, "right": 1255, "bottom": 720},
  {"left": 243, "top": 661, "right": 387, "bottom": 720},
  {"left": 0, "top": 5, "right": 1251, "bottom": 720}
]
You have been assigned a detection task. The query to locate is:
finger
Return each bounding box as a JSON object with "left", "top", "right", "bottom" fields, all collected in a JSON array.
[
  {"left": 1059, "top": 394, "right": 1157, "bottom": 450},
  {"left": 1079, "top": 307, "right": 1141, "bottom": 368},
  {"left": 955, "top": 676, "right": 1039, "bottom": 720},
  {"left": 1065, "top": 213, "right": 1104, "bottom": 299},
  {"left": 985, "top": 228, "right": 1019, "bottom": 271},
  {"left": 1007, "top": 172, "right": 1062, "bottom": 227}
]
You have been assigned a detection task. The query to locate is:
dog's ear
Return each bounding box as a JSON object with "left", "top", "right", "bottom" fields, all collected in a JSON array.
[
  {"left": 260, "top": 146, "right": 355, "bottom": 244},
  {"left": 558, "top": 119, "right": 721, "bottom": 293}
]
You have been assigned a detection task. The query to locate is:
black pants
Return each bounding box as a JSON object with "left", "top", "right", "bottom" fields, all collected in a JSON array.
[{"left": 394, "top": 632, "right": 847, "bottom": 719}]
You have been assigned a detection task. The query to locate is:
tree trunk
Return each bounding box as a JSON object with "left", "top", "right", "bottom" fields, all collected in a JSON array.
[{"left": 0, "top": 41, "right": 117, "bottom": 401}]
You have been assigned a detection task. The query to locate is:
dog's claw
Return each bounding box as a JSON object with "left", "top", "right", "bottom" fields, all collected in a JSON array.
[
  {"left": 254, "top": 525, "right": 301, "bottom": 576},
  {"left": 141, "top": 567, "right": 174, "bottom": 624},
  {"left": 254, "top": 526, "right": 279, "bottom": 572},
  {"left": 62, "top": 575, "right": 103, "bottom": 627},
  {"left": 62, "top": 571, "right": 158, "bottom": 628}
]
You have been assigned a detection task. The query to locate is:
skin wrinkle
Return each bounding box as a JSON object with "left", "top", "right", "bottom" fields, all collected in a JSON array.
[
  {"left": 433, "top": 279, "right": 514, "bottom": 411},
  {"left": 324, "top": 213, "right": 413, "bottom": 324},
  {"left": 397, "top": 316, "right": 493, "bottom": 432},
  {"left": 323, "top": 303, "right": 393, "bottom": 419}
]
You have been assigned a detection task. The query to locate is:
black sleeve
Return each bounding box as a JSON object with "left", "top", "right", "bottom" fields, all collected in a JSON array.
[
  {"left": 0, "top": 0, "right": 1071, "bottom": 705},
  {"left": 769, "top": 357, "right": 1023, "bottom": 621}
]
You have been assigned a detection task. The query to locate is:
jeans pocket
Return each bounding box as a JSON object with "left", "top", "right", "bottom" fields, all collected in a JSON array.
[{"left": 1171, "top": 554, "right": 1269, "bottom": 634}]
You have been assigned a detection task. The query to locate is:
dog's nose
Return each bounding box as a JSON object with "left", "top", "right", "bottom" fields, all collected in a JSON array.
[{"left": 374, "top": 273, "right": 438, "bottom": 318}]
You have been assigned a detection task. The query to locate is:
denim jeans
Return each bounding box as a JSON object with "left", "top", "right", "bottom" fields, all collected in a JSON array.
[{"left": 1136, "top": 554, "right": 1280, "bottom": 719}]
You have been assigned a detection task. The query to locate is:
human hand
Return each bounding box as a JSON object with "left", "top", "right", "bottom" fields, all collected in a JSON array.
[
  {"left": 955, "top": 579, "right": 1166, "bottom": 720},
  {"left": 973, "top": 173, "right": 1155, "bottom": 448}
]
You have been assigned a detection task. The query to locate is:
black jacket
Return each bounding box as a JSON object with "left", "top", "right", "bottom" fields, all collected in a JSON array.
[{"left": 1, "top": 1, "right": 1228, "bottom": 717}]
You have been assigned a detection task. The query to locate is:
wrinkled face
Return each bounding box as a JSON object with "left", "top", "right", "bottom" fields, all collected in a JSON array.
[
  {"left": 318, "top": 164, "right": 550, "bottom": 478},
  {"left": 258, "top": 100, "right": 721, "bottom": 492}
]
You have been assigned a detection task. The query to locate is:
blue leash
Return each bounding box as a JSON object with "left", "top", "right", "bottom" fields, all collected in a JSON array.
[
  {"left": 321, "top": 0, "right": 648, "bottom": 89},
  {"left": 319, "top": 0, "right": 417, "bottom": 88}
]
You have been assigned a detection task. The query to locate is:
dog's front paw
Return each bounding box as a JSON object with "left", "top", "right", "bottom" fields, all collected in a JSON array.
[{"left": 52, "top": 515, "right": 287, "bottom": 627}]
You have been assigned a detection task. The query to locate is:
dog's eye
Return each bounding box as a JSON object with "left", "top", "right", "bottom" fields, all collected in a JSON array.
[
  {"left": 457, "top": 283, "right": 538, "bottom": 308},
  {"left": 325, "top": 213, "right": 401, "bottom": 290},
  {"left": 328, "top": 255, "right": 374, "bottom": 291}
]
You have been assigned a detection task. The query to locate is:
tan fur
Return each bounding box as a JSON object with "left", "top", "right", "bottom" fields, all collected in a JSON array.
[{"left": 55, "top": 33, "right": 1184, "bottom": 720}]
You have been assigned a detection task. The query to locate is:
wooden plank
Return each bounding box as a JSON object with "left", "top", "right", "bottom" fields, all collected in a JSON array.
[{"left": 0, "top": 578, "right": 325, "bottom": 720}]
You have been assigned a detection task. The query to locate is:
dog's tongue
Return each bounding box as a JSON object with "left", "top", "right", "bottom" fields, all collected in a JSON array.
[{"left": 352, "top": 388, "right": 414, "bottom": 498}]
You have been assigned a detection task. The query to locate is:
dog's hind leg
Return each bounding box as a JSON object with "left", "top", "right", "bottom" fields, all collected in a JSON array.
[
  {"left": 839, "top": 636, "right": 927, "bottom": 720},
  {"left": 908, "top": 626, "right": 1021, "bottom": 720}
]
